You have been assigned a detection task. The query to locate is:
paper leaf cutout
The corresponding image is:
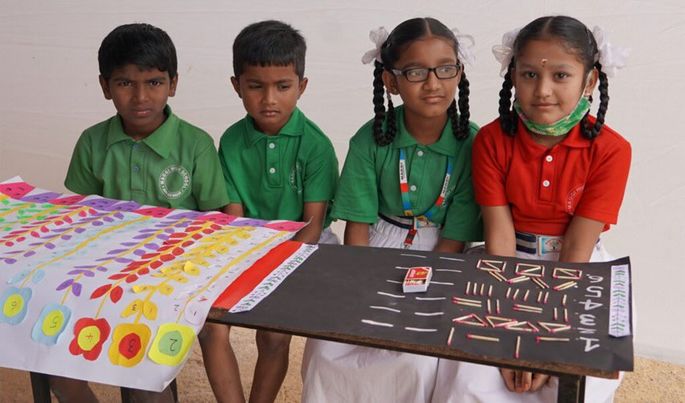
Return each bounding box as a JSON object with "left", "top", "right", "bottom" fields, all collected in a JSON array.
[
  {"left": 90, "top": 284, "right": 112, "bottom": 299},
  {"left": 109, "top": 286, "right": 123, "bottom": 303}
]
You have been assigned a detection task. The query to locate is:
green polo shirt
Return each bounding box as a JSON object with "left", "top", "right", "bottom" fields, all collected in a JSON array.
[
  {"left": 65, "top": 106, "right": 229, "bottom": 211},
  {"left": 218, "top": 108, "right": 338, "bottom": 226},
  {"left": 332, "top": 106, "right": 482, "bottom": 241}
]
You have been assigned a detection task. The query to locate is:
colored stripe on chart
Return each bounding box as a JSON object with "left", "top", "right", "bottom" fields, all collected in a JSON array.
[{"left": 212, "top": 240, "right": 303, "bottom": 310}]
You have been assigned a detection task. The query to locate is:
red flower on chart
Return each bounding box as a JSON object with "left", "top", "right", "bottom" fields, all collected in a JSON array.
[{"left": 68, "top": 317, "right": 111, "bottom": 361}]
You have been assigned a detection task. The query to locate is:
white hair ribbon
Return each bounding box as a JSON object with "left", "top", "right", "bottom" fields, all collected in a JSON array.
[
  {"left": 361, "top": 27, "right": 389, "bottom": 65},
  {"left": 491, "top": 27, "right": 521, "bottom": 77},
  {"left": 452, "top": 28, "right": 476, "bottom": 67},
  {"left": 592, "top": 26, "right": 630, "bottom": 77}
]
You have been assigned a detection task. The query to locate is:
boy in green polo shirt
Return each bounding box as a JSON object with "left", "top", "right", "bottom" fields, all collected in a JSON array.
[
  {"left": 58, "top": 23, "right": 228, "bottom": 403},
  {"left": 199, "top": 20, "right": 338, "bottom": 403}
]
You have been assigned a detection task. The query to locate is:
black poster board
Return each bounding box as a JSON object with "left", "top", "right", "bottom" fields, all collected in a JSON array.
[{"left": 210, "top": 244, "right": 633, "bottom": 378}]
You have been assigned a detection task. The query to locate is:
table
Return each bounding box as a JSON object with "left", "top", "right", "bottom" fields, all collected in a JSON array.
[{"left": 208, "top": 244, "right": 631, "bottom": 403}]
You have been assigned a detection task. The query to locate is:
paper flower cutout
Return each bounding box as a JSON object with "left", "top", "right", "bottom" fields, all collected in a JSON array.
[
  {"left": 148, "top": 323, "right": 195, "bottom": 366},
  {"left": 263, "top": 220, "right": 305, "bottom": 232},
  {"left": 50, "top": 195, "right": 86, "bottom": 205},
  {"left": 108, "top": 323, "right": 151, "bottom": 367},
  {"left": 0, "top": 286, "right": 32, "bottom": 325},
  {"left": 68, "top": 317, "right": 111, "bottom": 361},
  {"left": 32, "top": 303, "right": 72, "bottom": 345},
  {"left": 0, "top": 181, "right": 34, "bottom": 198},
  {"left": 134, "top": 207, "right": 172, "bottom": 218}
]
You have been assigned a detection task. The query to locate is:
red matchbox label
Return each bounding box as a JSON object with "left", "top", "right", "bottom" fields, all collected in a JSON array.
[{"left": 403, "top": 266, "right": 432, "bottom": 293}]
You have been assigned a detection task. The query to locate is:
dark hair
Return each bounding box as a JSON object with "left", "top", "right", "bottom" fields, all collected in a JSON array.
[
  {"left": 233, "top": 20, "right": 306, "bottom": 79},
  {"left": 98, "top": 23, "right": 177, "bottom": 80},
  {"left": 498, "top": 15, "right": 609, "bottom": 139},
  {"left": 372, "top": 17, "right": 471, "bottom": 146}
]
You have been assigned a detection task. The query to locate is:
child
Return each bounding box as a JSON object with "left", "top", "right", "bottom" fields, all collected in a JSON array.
[
  {"left": 200, "top": 20, "right": 339, "bottom": 403},
  {"left": 431, "top": 15, "right": 631, "bottom": 403},
  {"left": 59, "top": 23, "right": 229, "bottom": 402},
  {"left": 301, "top": 17, "right": 482, "bottom": 402}
]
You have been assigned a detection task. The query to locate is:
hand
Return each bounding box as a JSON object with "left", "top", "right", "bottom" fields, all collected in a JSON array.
[{"left": 500, "top": 368, "right": 550, "bottom": 393}]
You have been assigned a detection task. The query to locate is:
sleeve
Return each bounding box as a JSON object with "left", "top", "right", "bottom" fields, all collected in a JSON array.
[
  {"left": 330, "top": 132, "right": 379, "bottom": 223},
  {"left": 472, "top": 125, "right": 509, "bottom": 206},
  {"left": 217, "top": 137, "right": 242, "bottom": 204},
  {"left": 64, "top": 132, "right": 102, "bottom": 196},
  {"left": 192, "top": 140, "right": 230, "bottom": 211},
  {"left": 574, "top": 137, "right": 631, "bottom": 224},
  {"left": 302, "top": 138, "right": 339, "bottom": 203},
  {"left": 441, "top": 129, "right": 484, "bottom": 242}
]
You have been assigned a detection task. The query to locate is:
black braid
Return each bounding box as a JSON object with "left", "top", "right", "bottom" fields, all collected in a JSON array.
[
  {"left": 448, "top": 100, "right": 458, "bottom": 139},
  {"left": 498, "top": 60, "right": 517, "bottom": 136},
  {"left": 455, "top": 73, "right": 471, "bottom": 140},
  {"left": 372, "top": 61, "right": 391, "bottom": 145},
  {"left": 581, "top": 62, "right": 609, "bottom": 139}
]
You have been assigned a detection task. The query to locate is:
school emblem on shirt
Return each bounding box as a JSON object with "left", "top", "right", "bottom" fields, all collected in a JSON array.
[
  {"left": 159, "top": 165, "right": 191, "bottom": 200},
  {"left": 289, "top": 162, "right": 303, "bottom": 194}
]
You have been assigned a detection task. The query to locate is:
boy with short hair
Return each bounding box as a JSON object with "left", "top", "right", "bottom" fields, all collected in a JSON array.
[
  {"left": 57, "top": 23, "right": 229, "bottom": 402},
  {"left": 199, "top": 20, "right": 338, "bottom": 403}
]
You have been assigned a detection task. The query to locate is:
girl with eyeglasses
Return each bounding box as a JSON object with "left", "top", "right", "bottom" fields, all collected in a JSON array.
[{"left": 300, "top": 17, "right": 483, "bottom": 402}]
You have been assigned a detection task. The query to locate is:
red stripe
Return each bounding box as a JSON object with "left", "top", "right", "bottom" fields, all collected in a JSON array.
[
  {"left": 212, "top": 240, "right": 303, "bottom": 309},
  {"left": 400, "top": 183, "right": 410, "bottom": 192}
]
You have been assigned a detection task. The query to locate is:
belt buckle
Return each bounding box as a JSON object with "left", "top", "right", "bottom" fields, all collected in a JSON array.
[
  {"left": 537, "top": 235, "right": 562, "bottom": 256},
  {"left": 415, "top": 216, "right": 431, "bottom": 229}
]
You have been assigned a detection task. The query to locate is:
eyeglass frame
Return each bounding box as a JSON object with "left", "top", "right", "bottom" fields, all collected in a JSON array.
[{"left": 390, "top": 63, "right": 462, "bottom": 83}]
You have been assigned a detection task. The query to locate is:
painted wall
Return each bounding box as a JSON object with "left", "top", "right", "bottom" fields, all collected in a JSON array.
[{"left": 1, "top": 0, "right": 683, "bottom": 364}]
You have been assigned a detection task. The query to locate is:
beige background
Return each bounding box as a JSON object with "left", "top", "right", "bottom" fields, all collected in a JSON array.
[{"left": 0, "top": 0, "right": 684, "bottom": 397}]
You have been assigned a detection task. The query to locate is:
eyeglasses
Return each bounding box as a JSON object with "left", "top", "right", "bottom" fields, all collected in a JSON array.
[{"left": 391, "top": 64, "right": 461, "bottom": 82}]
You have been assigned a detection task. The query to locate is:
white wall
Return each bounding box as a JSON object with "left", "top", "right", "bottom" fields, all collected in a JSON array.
[{"left": 1, "top": 0, "right": 683, "bottom": 364}]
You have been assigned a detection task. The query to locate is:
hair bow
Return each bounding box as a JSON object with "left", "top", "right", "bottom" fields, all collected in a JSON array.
[
  {"left": 492, "top": 27, "right": 521, "bottom": 77},
  {"left": 361, "top": 27, "right": 389, "bottom": 64},
  {"left": 452, "top": 28, "right": 476, "bottom": 67},
  {"left": 592, "top": 26, "right": 630, "bottom": 77}
]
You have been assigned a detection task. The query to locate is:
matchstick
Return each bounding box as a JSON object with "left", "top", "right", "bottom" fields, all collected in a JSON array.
[{"left": 467, "top": 333, "right": 500, "bottom": 342}]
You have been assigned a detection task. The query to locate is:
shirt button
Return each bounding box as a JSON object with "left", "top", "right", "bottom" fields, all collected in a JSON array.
[
  {"left": 410, "top": 185, "right": 417, "bottom": 192},
  {"left": 417, "top": 150, "right": 424, "bottom": 157},
  {"left": 542, "top": 180, "right": 550, "bottom": 187},
  {"left": 269, "top": 167, "right": 276, "bottom": 174},
  {"left": 545, "top": 155, "right": 553, "bottom": 162},
  {"left": 133, "top": 165, "right": 140, "bottom": 173},
  {"left": 268, "top": 143, "right": 276, "bottom": 149}
]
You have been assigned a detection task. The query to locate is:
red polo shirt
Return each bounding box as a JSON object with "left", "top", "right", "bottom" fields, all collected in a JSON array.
[{"left": 472, "top": 117, "right": 631, "bottom": 236}]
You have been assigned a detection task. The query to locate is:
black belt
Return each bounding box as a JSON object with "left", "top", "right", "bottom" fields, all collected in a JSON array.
[{"left": 378, "top": 213, "right": 413, "bottom": 230}]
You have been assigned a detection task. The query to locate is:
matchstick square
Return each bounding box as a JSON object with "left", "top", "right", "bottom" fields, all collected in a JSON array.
[{"left": 476, "top": 259, "right": 506, "bottom": 273}]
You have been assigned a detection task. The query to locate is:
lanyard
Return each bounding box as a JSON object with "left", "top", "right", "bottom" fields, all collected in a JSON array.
[{"left": 398, "top": 148, "right": 454, "bottom": 248}]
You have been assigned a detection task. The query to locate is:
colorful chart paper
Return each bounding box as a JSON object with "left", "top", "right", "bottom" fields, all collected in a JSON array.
[{"left": 0, "top": 177, "right": 317, "bottom": 391}]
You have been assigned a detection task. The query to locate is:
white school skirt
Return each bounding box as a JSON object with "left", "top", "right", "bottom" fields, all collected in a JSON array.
[
  {"left": 301, "top": 219, "right": 441, "bottom": 403},
  {"left": 430, "top": 240, "right": 623, "bottom": 403}
]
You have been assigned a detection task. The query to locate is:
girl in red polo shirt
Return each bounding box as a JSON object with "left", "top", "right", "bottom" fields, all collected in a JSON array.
[{"left": 432, "top": 16, "right": 631, "bottom": 403}]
